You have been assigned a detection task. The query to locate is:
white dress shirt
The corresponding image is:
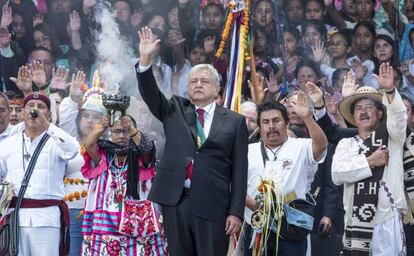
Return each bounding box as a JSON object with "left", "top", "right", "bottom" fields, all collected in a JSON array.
[
  {"left": 0, "top": 124, "right": 79, "bottom": 227},
  {"left": 195, "top": 101, "right": 216, "bottom": 138}
]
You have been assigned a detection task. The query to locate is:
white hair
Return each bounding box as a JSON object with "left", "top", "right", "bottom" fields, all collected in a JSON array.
[
  {"left": 188, "top": 64, "right": 221, "bottom": 87},
  {"left": 240, "top": 101, "right": 257, "bottom": 111}
]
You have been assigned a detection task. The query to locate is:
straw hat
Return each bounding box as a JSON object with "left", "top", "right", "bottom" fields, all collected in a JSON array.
[{"left": 338, "top": 86, "right": 384, "bottom": 126}]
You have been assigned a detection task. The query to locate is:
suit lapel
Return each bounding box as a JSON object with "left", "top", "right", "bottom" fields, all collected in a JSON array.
[
  {"left": 200, "top": 106, "right": 228, "bottom": 148},
  {"left": 183, "top": 104, "right": 197, "bottom": 141}
]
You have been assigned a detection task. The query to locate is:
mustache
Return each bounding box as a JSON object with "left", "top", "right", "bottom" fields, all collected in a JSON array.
[
  {"left": 267, "top": 129, "right": 280, "bottom": 136},
  {"left": 359, "top": 113, "right": 370, "bottom": 120}
]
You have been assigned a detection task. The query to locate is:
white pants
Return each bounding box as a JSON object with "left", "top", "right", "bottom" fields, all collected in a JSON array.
[
  {"left": 371, "top": 211, "right": 406, "bottom": 256},
  {"left": 18, "top": 226, "right": 60, "bottom": 256}
]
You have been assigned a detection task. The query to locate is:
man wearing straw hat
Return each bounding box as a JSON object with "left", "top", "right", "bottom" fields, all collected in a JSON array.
[{"left": 332, "top": 63, "right": 408, "bottom": 255}]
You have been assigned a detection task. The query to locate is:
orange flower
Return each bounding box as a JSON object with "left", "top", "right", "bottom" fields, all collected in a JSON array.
[
  {"left": 81, "top": 190, "right": 88, "bottom": 198},
  {"left": 74, "top": 191, "right": 81, "bottom": 200}
]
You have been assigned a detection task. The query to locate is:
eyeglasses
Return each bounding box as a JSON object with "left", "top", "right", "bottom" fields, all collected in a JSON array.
[{"left": 111, "top": 129, "right": 129, "bottom": 136}]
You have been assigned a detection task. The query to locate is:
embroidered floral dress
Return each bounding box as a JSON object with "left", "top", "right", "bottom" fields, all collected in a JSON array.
[{"left": 80, "top": 146, "right": 167, "bottom": 256}]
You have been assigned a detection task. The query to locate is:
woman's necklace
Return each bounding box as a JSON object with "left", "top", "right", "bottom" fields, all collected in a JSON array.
[{"left": 109, "top": 154, "right": 128, "bottom": 204}]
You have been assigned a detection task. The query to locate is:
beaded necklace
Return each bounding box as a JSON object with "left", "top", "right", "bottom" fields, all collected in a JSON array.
[{"left": 108, "top": 154, "right": 128, "bottom": 207}]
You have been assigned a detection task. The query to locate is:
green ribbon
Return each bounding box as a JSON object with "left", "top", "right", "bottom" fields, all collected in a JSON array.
[{"left": 196, "top": 117, "right": 206, "bottom": 147}]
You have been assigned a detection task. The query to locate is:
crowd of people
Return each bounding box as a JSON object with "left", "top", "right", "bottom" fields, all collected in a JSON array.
[{"left": 0, "top": 0, "right": 413, "bottom": 255}]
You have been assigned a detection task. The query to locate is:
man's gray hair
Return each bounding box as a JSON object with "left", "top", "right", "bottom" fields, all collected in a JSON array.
[
  {"left": 240, "top": 101, "right": 257, "bottom": 111},
  {"left": 188, "top": 64, "right": 221, "bottom": 87}
]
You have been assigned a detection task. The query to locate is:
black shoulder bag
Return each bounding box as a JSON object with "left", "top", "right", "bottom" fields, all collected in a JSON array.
[{"left": 0, "top": 133, "right": 50, "bottom": 256}]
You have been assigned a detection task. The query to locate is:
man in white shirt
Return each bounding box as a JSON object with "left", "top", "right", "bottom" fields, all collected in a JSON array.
[
  {"left": 0, "top": 92, "right": 12, "bottom": 143},
  {"left": 0, "top": 92, "right": 79, "bottom": 256},
  {"left": 332, "top": 63, "right": 407, "bottom": 255},
  {"left": 244, "top": 95, "right": 328, "bottom": 255}
]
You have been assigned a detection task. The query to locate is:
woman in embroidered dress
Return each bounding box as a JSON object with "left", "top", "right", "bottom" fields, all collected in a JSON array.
[{"left": 80, "top": 114, "right": 166, "bottom": 256}]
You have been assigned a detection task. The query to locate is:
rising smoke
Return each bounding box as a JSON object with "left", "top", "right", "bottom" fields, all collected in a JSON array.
[
  {"left": 93, "top": 3, "right": 166, "bottom": 158},
  {"left": 94, "top": 3, "right": 139, "bottom": 97}
]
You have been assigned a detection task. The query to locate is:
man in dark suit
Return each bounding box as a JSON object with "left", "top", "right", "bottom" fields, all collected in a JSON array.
[{"left": 136, "top": 27, "right": 248, "bottom": 256}]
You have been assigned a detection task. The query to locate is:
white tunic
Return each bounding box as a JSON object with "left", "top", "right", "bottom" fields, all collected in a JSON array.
[
  {"left": 332, "top": 92, "right": 408, "bottom": 225},
  {"left": 0, "top": 124, "right": 79, "bottom": 228}
]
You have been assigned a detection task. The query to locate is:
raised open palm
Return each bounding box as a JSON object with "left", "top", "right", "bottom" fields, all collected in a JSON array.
[
  {"left": 342, "top": 71, "right": 359, "bottom": 98},
  {"left": 293, "top": 91, "right": 311, "bottom": 118},
  {"left": 373, "top": 62, "right": 394, "bottom": 90},
  {"left": 10, "top": 65, "right": 33, "bottom": 94},
  {"left": 138, "top": 27, "right": 161, "bottom": 60},
  {"left": 50, "top": 66, "right": 70, "bottom": 90},
  {"left": 306, "top": 81, "right": 323, "bottom": 108},
  {"left": 29, "top": 61, "right": 47, "bottom": 88}
]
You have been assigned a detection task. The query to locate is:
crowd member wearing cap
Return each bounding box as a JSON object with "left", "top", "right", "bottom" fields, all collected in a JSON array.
[
  {"left": 0, "top": 92, "right": 79, "bottom": 256},
  {"left": 0, "top": 92, "right": 12, "bottom": 143},
  {"left": 63, "top": 86, "right": 106, "bottom": 255},
  {"left": 8, "top": 96, "right": 24, "bottom": 125},
  {"left": 331, "top": 63, "right": 408, "bottom": 255}
]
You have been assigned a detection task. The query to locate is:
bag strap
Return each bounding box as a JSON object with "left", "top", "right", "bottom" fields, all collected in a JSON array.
[{"left": 10, "top": 132, "right": 50, "bottom": 256}]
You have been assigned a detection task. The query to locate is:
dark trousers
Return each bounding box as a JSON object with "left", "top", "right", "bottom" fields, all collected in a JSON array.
[
  {"left": 161, "top": 190, "right": 229, "bottom": 256},
  {"left": 404, "top": 224, "right": 414, "bottom": 256},
  {"left": 243, "top": 224, "right": 307, "bottom": 256},
  {"left": 310, "top": 232, "right": 343, "bottom": 256}
]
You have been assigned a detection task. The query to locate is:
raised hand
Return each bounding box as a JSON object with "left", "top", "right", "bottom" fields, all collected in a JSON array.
[
  {"left": 324, "top": 93, "right": 338, "bottom": 114},
  {"left": 266, "top": 72, "right": 280, "bottom": 93},
  {"left": 342, "top": 71, "right": 359, "bottom": 98},
  {"left": 1, "top": 4, "right": 12, "bottom": 28},
  {"left": 28, "top": 61, "right": 47, "bottom": 88},
  {"left": 373, "top": 62, "right": 394, "bottom": 91},
  {"left": 306, "top": 81, "right": 324, "bottom": 108},
  {"left": 69, "top": 10, "right": 81, "bottom": 32},
  {"left": 10, "top": 65, "right": 33, "bottom": 95},
  {"left": 293, "top": 91, "right": 311, "bottom": 119},
  {"left": 311, "top": 40, "right": 325, "bottom": 64},
  {"left": 70, "top": 70, "right": 86, "bottom": 103},
  {"left": 120, "top": 115, "right": 138, "bottom": 137},
  {"left": 248, "top": 75, "right": 266, "bottom": 104},
  {"left": 400, "top": 61, "right": 410, "bottom": 77},
  {"left": 137, "top": 26, "right": 161, "bottom": 66},
  {"left": 0, "top": 27, "right": 11, "bottom": 49},
  {"left": 33, "top": 13, "right": 44, "bottom": 27},
  {"left": 50, "top": 66, "right": 70, "bottom": 90},
  {"left": 101, "top": 115, "right": 110, "bottom": 130},
  {"left": 350, "top": 59, "right": 367, "bottom": 81}
]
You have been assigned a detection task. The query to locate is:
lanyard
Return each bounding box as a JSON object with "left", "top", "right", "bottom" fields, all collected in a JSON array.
[{"left": 260, "top": 138, "right": 288, "bottom": 167}]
